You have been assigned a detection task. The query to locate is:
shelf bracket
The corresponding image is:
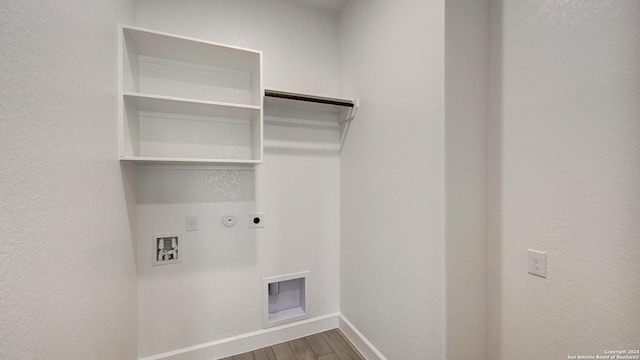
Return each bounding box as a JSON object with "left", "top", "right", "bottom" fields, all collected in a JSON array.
[
  {"left": 339, "top": 98, "right": 359, "bottom": 125},
  {"left": 339, "top": 98, "right": 358, "bottom": 152}
]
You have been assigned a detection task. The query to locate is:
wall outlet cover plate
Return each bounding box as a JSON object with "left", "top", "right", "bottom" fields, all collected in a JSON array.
[{"left": 528, "top": 249, "right": 546, "bottom": 278}]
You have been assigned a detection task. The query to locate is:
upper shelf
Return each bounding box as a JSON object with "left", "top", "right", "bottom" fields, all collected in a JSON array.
[
  {"left": 264, "top": 89, "right": 355, "bottom": 113},
  {"left": 122, "top": 25, "right": 261, "bottom": 73}
]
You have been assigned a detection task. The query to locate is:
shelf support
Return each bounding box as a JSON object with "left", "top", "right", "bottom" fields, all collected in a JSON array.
[
  {"left": 339, "top": 98, "right": 358, "bottom": 152},
  {"left": 338, "top": 98, "right": 359, "bottom": 125}
]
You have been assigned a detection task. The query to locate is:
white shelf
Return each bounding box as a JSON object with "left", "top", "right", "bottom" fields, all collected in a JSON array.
[
  {"left": 120, "top": 156, "right": 262, "bottom": 165},
  {"left": 122, "top": 25, "right": 260, "bottom": 73},
  {"left": 124, "top": 92, "right": 260, "bottom": 120},
  {"left": 119, "top": 25, "right": 263, "bottom": 164}
]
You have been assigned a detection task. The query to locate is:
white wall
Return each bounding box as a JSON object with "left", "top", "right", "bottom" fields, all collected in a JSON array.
[
  {"left": 135, "top": 0, "right": 340, "bottom": 97},
  {"left": 134, "top": 1, "right": 342, "bottom": 357},
  {"left": 339, "top": 1, "right": 446, "bottom": 359},
  {"left": 488, "top": 1, "right": 640, "bottom": 358},
  {"left": 444, "top": 1, "right": 489, "bottom": 359},
  {"left": 0, "top": 1, "right": 137, "bottom": 359}
]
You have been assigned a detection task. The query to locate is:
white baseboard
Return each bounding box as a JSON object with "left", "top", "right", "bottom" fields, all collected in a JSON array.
[
  {"left": 338, "top": 314, "right": 387, "bottom": 360},
  {"left": 139, "top": 313, "right": 339, "bottom": 360}
]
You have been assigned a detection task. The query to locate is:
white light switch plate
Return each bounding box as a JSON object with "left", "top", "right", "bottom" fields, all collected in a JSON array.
[{"left": 528, "top": 249, "right": 546, "bottom": 278}]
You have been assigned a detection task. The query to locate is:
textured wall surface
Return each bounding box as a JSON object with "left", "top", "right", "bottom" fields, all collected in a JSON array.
[
  {"left": 135, "top": 0, "right": 340, "bottom": 96},
  {"left": 134, "top": 1, "right": 341, "bottom": 357},
  {"left": 445, "top": 1, "right": 489, "bottom": 359},
  {"left": 488, "top": 1, "right": 640, "bottom": 358},
  {"left": 0, "top": 1, "right": 137, "bottom": 359},
  {"left": 339, "top": 1, "right": 446, "bottom": 359}
]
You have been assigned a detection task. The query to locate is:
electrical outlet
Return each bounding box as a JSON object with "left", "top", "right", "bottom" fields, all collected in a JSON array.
[
  {"left": 249, "top": 213, "right": 264, "bottom": 228},
  {"left": 186, "top": 216, "right": 198, "bottom": 231},
  {"left": 528, "top": 249, "right": 546, "bottom": 278}
]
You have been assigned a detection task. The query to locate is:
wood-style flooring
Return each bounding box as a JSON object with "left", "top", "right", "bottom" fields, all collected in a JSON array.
[{"left": 220, "top": 329, "right": 366, "bottom": 360}]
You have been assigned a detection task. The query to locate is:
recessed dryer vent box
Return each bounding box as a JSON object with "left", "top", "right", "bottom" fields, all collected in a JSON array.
[{"left": 263, "top": 271, "right": 309, "bottom": 328}]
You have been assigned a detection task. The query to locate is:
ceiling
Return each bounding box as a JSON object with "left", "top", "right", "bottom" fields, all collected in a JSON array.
[{"left": 293, "top": 0, "right": 349, "bottom": 12}]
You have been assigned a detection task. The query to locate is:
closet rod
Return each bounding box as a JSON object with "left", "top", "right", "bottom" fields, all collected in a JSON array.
[{"left": 264, "top": 89, "right": 354, "bottom": 108}]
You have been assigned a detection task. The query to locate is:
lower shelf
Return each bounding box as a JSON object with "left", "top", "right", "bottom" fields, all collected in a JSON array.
[
  {"left": 120, "top": 156, "right": 262, "bottom": 165},
  {"left": 121, "top": 92, "right": 263, "bottom": 165}
]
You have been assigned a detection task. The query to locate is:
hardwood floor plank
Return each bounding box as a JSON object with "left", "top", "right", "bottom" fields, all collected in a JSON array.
[
  {"left": 335, "top": 329, "right": 366, "bottom": 360},
  {"left": 234, "top": 352, "right": 255, "bottom": 360},
  {"left": 318, "top": 355, "right": 339, "bottom": 360},
  {"left": 223, "top": 329, "right": 364, "bottom": 360},
  {"left": 305, "top": 333, "right": 333, "bottom": 357},
  {"left": 271, "top": 342, "right": 297, "bottom": 360},
  {"left": 321, "top": 330, "right": 360, "bottom": 360},
  {"left": 253, "top": 347, "right": 276, "bottom": 360},
  {"left": 266, "top": 347, "right": 276, "bottom": 360},
  {"left": 289, "top": 338, "right": 318, "bottom": 360}
]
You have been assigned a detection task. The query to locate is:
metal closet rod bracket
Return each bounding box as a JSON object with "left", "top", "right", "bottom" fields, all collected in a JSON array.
[{"left": 339, "top": 98, "right": 359, "bottom": 124}]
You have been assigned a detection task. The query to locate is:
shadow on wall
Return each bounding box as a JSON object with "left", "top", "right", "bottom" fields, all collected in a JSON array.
[
  {"left": 488, "top": 0, "right": 504, "bottom": 357},
  {"left": 135, "top": 168, "right": 256, "bottom": 205},
  {"left": 264, "top": 105, "right": 342, "bottom": 157},
  {"left": 134, "top": 167, "right": 259, "bottom": 270},
  {"left": 120, "top": 161, "right": 139, "bottom": 262}
]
